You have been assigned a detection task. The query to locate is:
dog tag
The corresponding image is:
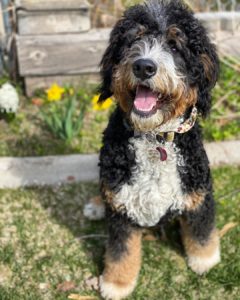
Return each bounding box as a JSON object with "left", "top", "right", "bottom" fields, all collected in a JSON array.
[{"left": 156, "top": 147, "right": 167, "bottom": 161}]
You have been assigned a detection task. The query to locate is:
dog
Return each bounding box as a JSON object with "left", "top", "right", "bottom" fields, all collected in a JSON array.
[{"left": 85, "top": 1, "right": 220, "bottom": 299}]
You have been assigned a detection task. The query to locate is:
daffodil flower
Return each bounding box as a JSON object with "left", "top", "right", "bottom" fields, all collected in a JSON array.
[{"left": 46, "top": 83, "right": 65, "bottom": 102}]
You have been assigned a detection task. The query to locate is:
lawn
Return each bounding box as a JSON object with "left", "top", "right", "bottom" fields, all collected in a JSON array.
[{"left": 0, "top": 166, "right": 239, "bottom": 300}]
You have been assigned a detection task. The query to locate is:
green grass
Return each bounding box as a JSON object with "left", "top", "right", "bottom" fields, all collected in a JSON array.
[
  {"left": 0, "top": 166, "right": 239, "bottom": 299},
  {"left": 202, "top": 61, "right": 240, "bottom": 141}
]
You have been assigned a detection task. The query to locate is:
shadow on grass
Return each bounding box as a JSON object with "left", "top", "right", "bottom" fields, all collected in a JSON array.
[
  {"left": 32, "top": 183, "right": 106, "bottom": 274},
  {"left": 32, "top": 182, "right": 186, "bottom": 275},
  {"left": 3, "top": 133, "right": 78, "bottom": 157}
]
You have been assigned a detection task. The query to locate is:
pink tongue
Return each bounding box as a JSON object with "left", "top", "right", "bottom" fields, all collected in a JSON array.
[{"left": 134, "top": 86, "right": 158, "bottom": 112}]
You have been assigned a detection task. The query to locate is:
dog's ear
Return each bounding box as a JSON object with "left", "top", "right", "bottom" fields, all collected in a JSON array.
[
  {"left": 196, "top": 39, "right": 219, "bottom": 117},
  {"left": 184, "top": 16, "right": 219, "bottom": 117},
  {"left": 98, "top": 13, "right": 147, "bottom": 103},
  {"left": 99, "top": 5, "right": 149, "bottom": 102}
]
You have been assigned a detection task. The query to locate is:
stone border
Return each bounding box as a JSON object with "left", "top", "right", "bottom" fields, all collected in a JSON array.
[
  {"left": 0, "top": 141, "right": 239, "bottom": 189},
  {"left": 0, "top": 154, "right": 99, "bottom": 188}
]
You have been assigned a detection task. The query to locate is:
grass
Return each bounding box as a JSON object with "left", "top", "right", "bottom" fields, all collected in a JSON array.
[
  {"left": 202, "top": 61, "right": 240, "bottom": 141},
  {"left": 0, "top": 166, "right": 239, "bottom": 299}
]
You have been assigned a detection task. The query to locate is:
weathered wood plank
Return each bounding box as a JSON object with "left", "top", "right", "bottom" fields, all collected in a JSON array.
[
  {"left": 16, "top": 29, "right": 111, "bottom": 76},
  {"left": 25, "top": 74, "right": 100, "bottom": 96},
  {"left": 17, "top": 10, "right": 91, "bottom": 35},
  {"left": 0, "top": 3, "right": 5, "bottom": 38},
  {"left": 15, "top": 0, "right": 90, "bottom": 11}
]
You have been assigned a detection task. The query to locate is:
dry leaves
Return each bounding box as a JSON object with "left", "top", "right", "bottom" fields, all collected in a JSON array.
[
  {"left": 57, "top": 281, "right": 76, "bottom": 292},
  {"left": 68, "top": 295, "right": 98, "bottom": 300}
]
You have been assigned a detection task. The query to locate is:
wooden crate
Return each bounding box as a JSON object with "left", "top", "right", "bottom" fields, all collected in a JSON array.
[
  {"left": 0, "top": 2, "right": 5, "bottom": 39},
  {"left": 17, "top": 29, "right": 110, "bottom": 76},
  {"left": 16, "top": 28, "right": 110, "bottom": 95},
  {"left": 16, "top": 0, "right": 91, "bottom": 35}
]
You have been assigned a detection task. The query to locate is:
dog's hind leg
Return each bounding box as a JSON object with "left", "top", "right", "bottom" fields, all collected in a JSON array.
[
  {"left": 180, "top": 193, "right": 220, "bottom": 275},
  {"left": 100, "top": 207, "right": 142, "bottom": 300}
]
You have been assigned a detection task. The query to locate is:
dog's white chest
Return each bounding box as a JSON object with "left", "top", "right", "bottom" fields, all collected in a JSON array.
[{"left": 113, "top": 136, "right": 185, "bottom": 227}]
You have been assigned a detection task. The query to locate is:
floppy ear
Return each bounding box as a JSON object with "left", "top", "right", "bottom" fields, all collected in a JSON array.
[
  {"left": 197, "top": 39, "right": 219, "bottom": 117},
  {"left": 98, "top": 20, "right": 145, "bottom": 103},
  {"left": 183, "top": 16, "right": 219, "bottom": 117},
  {"left": 98, "top": 4, "right": 153, "bottom": 103}
]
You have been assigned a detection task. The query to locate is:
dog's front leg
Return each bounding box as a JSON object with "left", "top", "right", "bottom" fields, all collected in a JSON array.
[
  {"left": 180, "top": 193, "right": 220, "bottom": 275},
  {"left": 100, "top": 207, "right": 142, "bottom": 300}
]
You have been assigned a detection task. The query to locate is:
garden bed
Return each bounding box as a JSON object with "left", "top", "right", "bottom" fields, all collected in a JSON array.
[{"left": 0, "top": 62, "right": 239, "bottom": 157}]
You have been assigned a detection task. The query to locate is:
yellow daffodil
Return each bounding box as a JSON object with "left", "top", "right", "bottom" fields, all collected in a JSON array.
[
  {"left": 46, "top": 83, "right": 65, "bottom": 102},
  {"left": 92, "top": 94, "right": 113, "bottom": 111}
]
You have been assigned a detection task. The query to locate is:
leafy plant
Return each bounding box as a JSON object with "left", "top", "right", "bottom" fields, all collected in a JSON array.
[
  {"left": 202, "top": 60, "right": 240, "bottom": 141},
  {"left": 40, "top": 88, "right": 89, "bottom": 143}
]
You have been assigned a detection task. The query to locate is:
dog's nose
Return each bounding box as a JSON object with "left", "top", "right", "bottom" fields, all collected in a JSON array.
[{"left": 132, "top": 59, "right": 157, "bottom": 80}]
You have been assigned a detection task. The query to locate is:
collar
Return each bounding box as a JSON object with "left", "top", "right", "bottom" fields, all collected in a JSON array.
[{"left": 124, "top": 106, "right": 198, "bottom": 144}]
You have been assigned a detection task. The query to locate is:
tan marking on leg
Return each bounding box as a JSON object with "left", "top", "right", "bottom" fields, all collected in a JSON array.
[
  {"left": 181, "top": 219, "right": 220, "bottom": 274},
  {"left": 100, "top": 230, "right": 142, "bottom": 299},
  {"left": 184, "top": 191, "right": 206, "bottom": 211},
  {"left": 102, "top": 185, "right": 126, "bottom": 213}
]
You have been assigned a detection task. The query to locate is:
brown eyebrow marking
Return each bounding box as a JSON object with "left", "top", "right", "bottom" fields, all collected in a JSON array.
[{"left": 167, "top": 25, "right": 187, "bottom": 48}]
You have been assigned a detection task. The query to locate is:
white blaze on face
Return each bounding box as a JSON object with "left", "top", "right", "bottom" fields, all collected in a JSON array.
[
  {"left": 125, "top": 37, "right": 185, "bottom": 132},
  {"left": 128, "top": 37, "right": 183, "bottom": 91}
]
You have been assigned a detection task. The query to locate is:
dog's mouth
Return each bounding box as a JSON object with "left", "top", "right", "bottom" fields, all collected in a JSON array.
[{"left": 132, "top": 85, "right": 167, "bottom": 117}]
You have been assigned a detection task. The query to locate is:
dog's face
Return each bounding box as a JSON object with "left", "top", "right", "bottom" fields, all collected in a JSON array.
[{"left": 99, "top": 0, "right": 219, "bottom": 131}]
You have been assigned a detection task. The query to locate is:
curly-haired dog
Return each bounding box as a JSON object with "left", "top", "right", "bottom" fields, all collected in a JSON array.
[{"left": 86, "top": 0, "right": 221, "bottom": 299}]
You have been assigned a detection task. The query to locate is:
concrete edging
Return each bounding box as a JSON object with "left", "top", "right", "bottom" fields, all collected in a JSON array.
[{"left": 0, "top": 141, "right": 239, "bottom": 189}]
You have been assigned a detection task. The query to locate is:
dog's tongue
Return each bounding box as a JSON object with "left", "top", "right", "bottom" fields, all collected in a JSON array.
[{"left": 134, "top": 86, "right": 158, "bottom": 112}]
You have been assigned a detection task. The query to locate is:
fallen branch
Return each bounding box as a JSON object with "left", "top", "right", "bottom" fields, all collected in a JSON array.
[
  {"left": 220, "top": 51, "right": 240, "bottom": 67},
  {"left": 220, "top": 56, "right": 240, "bottom": 73},
  {"left": 211, "top": 113, "right": 240, "bottom": 120},
  {"left": 77, "top": 234, "right": 108, "bottom": 240},
  {"left": 217, "top": 188, "right": 240, "bottom": 201},
  {"left": 219, "top": 222, "right": 238, "bottom": 238},
  {"left": 68, "top": 295, "right": 98, "bottom": 300},
  {"left": 212, "top": 90, "right": 236, "bottom": 110}
]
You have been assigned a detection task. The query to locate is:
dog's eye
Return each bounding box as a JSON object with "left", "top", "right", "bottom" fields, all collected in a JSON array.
[
  {"left": 171, "top": 46, "right": 177, "bottom": 53},
  {"left": 168, "top": 40, "right": 178, "bottom": 53}
]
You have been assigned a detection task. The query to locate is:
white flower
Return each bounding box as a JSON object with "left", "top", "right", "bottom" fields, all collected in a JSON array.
[{"left": 0, "top": 83, "right": 19, "bottom": 113}]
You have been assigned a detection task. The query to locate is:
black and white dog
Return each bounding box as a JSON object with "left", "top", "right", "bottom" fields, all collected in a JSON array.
[{"left": 86, "top": 1, "right": 220, "bottom": 299}]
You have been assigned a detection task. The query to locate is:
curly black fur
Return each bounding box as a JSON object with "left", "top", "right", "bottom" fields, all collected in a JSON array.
[
  {"left": 99, "top": 106, "right": 136, "bottom": 193},
  {"left": 98, "top": 1, "right": 219, "bottom": 292},
  {"left": 99, "top": 0, "right": 219, "bottom": 117}
]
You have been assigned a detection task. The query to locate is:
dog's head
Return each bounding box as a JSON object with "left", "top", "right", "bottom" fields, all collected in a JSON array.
[{"left": 99, "top": 0, "right": 219, "bottom": 132}]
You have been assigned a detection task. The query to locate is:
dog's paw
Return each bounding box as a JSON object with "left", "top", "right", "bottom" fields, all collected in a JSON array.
[
  {"left": 187, "top": 245, "right": 221, "bottom": 275},
  {"left": 99, "top": 276, "right": 136, "bottom": 300},
  {"left": 83, "top": 196, "right": 105, "bottom": 220}
]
